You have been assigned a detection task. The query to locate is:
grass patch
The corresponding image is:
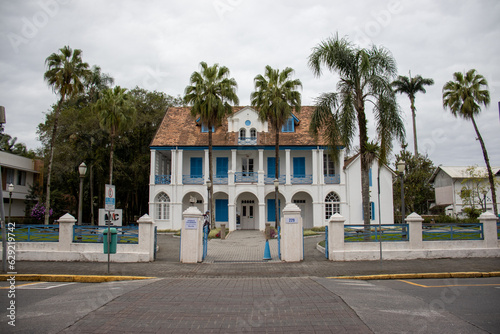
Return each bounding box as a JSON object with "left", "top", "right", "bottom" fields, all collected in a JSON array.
[
  {"left": 303, "top": 229, "right": 320, "bottom": 236},
  {"left": 157, "top": 229, "right": 180, "bottom": 233},
  {"left": 310, "top": 226, "right": 326, "bottom": 232},
  {"left": 318, "top": 240, "right": 325, "bottom": 248}
]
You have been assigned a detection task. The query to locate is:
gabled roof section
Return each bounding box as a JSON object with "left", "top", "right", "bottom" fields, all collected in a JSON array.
[
  {"left": 151, "top": 106, "right": 331, "bottom": 147},
  {"left": 429, "top": 166, "right": 500, "bottom": 183}
]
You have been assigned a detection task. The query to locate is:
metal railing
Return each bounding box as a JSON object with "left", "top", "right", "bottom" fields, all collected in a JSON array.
[
  {"left": 291, "top": 175, "right": 312, "bottom": 184},
  {"left": 324, "top": 174, "right": 340, "bottom": 184},
  {"left": 213, "top": 176, "right": 228, "bottom": 185},
  {"left": 155, "top": 175, "right": 171, "bottom": 184},
  {"left": 238, "top": 137, "right": 257, "bottom": 145},
  {"left": 422, "top": 223, "right": 483, "bottom": 241},
  {"left": 235, "top": 172, "right": 258, "bottom": 183},
  {"left": 73, "top": 226, "right": 139, "bottom": 244},
  {"left": 14, "top": 224, "right": 59, "bottom": 242},
  {"left": 264, "top": 175, "right": 286, "bottom": 184},
  {"left": 182, "top": 175, "right": 204, "bottom": 185},
  {"left": 344, "top": 224, "right": 409, "bottom": 242}
]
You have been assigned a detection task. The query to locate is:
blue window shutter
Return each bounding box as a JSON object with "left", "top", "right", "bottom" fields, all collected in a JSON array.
[
  {"left": 293, "top": 157, "right": 305, "bottom": 177},
  {"left": 281, "top": 117, "right": 294, "bottom": 132},
  {"left": 216, "top": 157, "right": 228, "bottom": 177},
  {"left": 190, "top": 157, "right": 202, "bottom": 177},
  {"left": 371, "top": 202, "right": 375, "bottom": 220},
  {"left": 215, "top": 199, "right": 228, "bottom": 222},
  {"left": 267, "top": 199, "right": 281, "bottom": 222},
  {"left": 369, "top": 167, "right": 372, "bottom": 187},
  {"left": 268, "top": 157, "right": 276, "bottom": 178}
]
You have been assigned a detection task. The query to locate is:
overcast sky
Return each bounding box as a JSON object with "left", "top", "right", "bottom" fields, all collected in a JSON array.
[{"left": 1, "top": 0, "right": 499, "bottom": 167}]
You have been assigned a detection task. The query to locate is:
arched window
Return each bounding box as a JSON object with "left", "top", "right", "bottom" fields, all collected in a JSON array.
[
  {"left": 239, "top": 128, "right": 246, "bottom": 139},
  {"left": 156, "top": 192, "right": 170, "bottom": 220},
  {"left": 325, "top": 192, "right": 340, "bottom": 219},
  {"left": 250, "top": 128, "right": 256, "bottom": 139}
]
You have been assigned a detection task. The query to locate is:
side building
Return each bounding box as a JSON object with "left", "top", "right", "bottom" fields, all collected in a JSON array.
[
  {"left": 149, "top": 106, "right": 394, "bottom": 231},
  {"left": 1, "top": 151, "right": 43, "bottom": 219}
]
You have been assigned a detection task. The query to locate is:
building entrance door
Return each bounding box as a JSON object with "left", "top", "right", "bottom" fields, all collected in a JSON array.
[{"left": 241, "top": 201, "right": 255, "bottom": 229}]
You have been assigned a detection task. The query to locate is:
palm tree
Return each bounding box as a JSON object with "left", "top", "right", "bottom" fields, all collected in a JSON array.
[
  {"left": 443, "top": 69, "right": 497, "bottom": 217},
  {"left": 94, "top": 86, "right": 136, "bottom": 185},
  {"left": 43, "top": 46, "right": 91, "bottom": 224},
  {"left": 250, "top": 66, "right": 302, "bottom": 228},
  {"left": 392, "top": 71, "right": 434, "bottom": 155},
  {"left": 184, "top": 62, "right": 239, "bottom": 228},
  {"left": 308, "top": 34, "right": 405, "bottom": 225}
]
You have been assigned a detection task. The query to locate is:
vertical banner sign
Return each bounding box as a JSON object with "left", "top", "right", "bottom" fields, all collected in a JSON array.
[{"left": 105, "top": 184, "right": 116, "bottom": 212}]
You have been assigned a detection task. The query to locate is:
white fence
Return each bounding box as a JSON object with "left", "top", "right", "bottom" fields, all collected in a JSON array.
[
  {"left": 3, "top": 213, "right": 156, "bottom": 262},
  {"left": 327, "top": 211, "right": 499, "bottom": 261}
]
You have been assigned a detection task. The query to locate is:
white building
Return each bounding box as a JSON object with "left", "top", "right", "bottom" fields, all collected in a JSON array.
[
  {"left": 148, "top": 106, "right": 395, "bottom": 231},
  {"left": 430, "top": 166, "right": 500, "bottom": 218},
  {"left": 1, "top": 151, "right": 43, "bottom": 218}
]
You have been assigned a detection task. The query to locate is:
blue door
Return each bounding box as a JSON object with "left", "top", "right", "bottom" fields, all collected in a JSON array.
[
  {"left": 216, "top": 157, "right": 228, "bottom": 178},
  {"left": 293, "top": 157, "right": 305, "bottom": 178},
  {"left": 267, "top": 199, "right": 281, "bottom": 222},
  {"left": 190, "top": 157, "right": 202, "bottom": 178},
  {"left": 215, "top": 199, "right": 228, "bottom": 222}
]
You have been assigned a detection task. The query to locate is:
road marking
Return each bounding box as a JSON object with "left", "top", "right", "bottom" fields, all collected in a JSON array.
[
  {"left": 398, "top": 280, "right": 500, "bottom": 288},
  {"left": 0, "top": 282, "right": 47, "bottom": 289}
]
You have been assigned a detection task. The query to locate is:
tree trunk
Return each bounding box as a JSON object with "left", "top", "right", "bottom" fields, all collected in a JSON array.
[
  {"left": 410, "top": 96, "right": 418, "bottom": 155},
  {"left": 109, "top": 132, "right": 114, "bottom": 185},
  {"left": 90, "top": 163, "right": 94, "bottom": 225},
  {"left": 356, "top": 98, "right": 371, "bottom": 226},
  {"left": 275, "top": 125, "right": 280, "bottom": 229},
  {"left": 471, "top": 115, "right": 498, "bottom": 217},
  {"left": 44, "top": 98, "right": 64, "bottom": 225},
  {"left": 209, "top": 127, "right": 215, "bottom": 229}
]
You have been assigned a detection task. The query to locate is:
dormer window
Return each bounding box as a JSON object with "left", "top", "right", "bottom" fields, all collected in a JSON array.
[
  {"left": 201, "top": 123, "right": 215, "bottom": 133},
  {"left": 239, "top": 128, "right": 246, "bottom": 139},
  {"left": 282, "top": 117, "right": 295, "bottom": 133},
  {"left": 250, "top": 128, "right": 256, "bottom": 139}
]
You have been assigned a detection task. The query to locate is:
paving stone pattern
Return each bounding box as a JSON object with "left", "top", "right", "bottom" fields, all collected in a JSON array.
[{"left": 62, "top": 277, "right": 372, "bottom": 333}]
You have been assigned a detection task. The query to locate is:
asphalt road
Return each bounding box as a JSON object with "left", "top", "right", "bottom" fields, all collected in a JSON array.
[{"left": 1, "top": 277, "right": 499, "bottom": 333}]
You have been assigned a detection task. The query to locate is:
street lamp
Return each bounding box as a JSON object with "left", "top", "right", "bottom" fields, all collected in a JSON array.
[
  {"left": 396, "top": 160, "right": 406, "bottom": 224},
  {"left": 206, "top": 179, "right": 212, "bottom": 229},
  {"left": 78, "top": 162, "right": 87, "bottom": 225},
  {"left": 8, "top": 184, "right": 14, "bottom": 224},
  {"left": 274, "top": 178, "right": 279, "bottom": 228}
]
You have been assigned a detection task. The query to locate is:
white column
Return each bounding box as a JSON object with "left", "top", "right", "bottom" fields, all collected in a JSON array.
[
  {"left": 258, "top": 203, "right": 266, "bottom": 231},
  {"left": 58, "top": 213, "right": 76, "bottom": 252},
  {"left": 137, "top": 214, "right": 155, "bottom": 261},
  {"left": 328, "top": 213, "right": 345, "bottom": 261},
  {"left": 150, "top": 149, "right": 157, "bottom": 185},
  {"left": 280, "top": 203, "right": 303, "bottom": 262},
  {"left": 229, "top": 149, "right": 237, "bottom": 185},
  {"left": 180, "top": 206, "right": 203, "bottom": 263},
  {"left": 177, "top": 149, "right": 183, "bottom": 185},
  {"left": 319, "top": 149, "right": 324, "bottom": 184},
  {"left": 204, "top": 149, "right": 209, "bottom": 182},
  {"left": 171, "top": 149, "right": 177, "bottom": 185},
  {"left": 285, "top": 149, "right": 291, "bottom": 185},
  {"left": 258, "top": 149, "right": 264, "bottom": 184},
  {"left": 312, "top": 149, "right": 318, "bottom": 185},
  {"left": 479, "top": 211, "right": 499, "bottom": 249},
  {"left": 406, "top": 212, "right": 423, "bottom": 249}
]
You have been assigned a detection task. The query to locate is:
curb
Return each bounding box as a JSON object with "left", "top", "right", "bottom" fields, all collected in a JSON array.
[
  {"left": 327, "top": 271, "right": 500, "bottom": 280},
  {"left": 0, "top": 274, "right": 156, "bottom": 283}
]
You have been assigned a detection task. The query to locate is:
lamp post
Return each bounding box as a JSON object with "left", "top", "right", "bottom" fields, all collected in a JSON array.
[
  {"left": 8, "top": 184, "right": 14, "bottom": 224},
  {"left": 78, "top": 162, "right": 87, "bottom": 225},
  {"left": 396, "top": 160, "right": 406, "bottom": 224},
  {"left": 274, "top": 178, "right": 279, "bottom": 228},
  {"left": 206, "top": 179, "right": 212, "bottom": 229}
]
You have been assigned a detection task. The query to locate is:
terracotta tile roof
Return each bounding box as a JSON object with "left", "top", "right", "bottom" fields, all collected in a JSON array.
[{"left": 151, "top": 106, "right": 330, "bottom": 147}]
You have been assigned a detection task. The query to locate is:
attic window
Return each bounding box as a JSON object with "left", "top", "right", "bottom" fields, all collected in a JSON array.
[
  {"left": 201, "top": 123, "right": 215, "bottom": 133},
  {"left": 281, "top": 117, "right": 294, "bottom": 133}
]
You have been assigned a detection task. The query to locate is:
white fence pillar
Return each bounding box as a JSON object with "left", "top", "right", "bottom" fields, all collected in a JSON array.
[
  {"left": 137, "top": 214, "right": 155, "bottom": 261},
  {"left": 479, "top": 211, "right": 499, "bottom": 249},
  {"left": 280, "top": 203, "right": 303, "bottom": 262},
  {"left": 406, "top": 212, "right": 423, "bottom": 249},
  {"left": 328, "top": 213, "right": 345, "bottom": 261},
  {"left": 58, "top": 213, "right": 76, "bottom": 251},
  {"left": 180, "top": 206, "right": 203, "bottom": 263}
]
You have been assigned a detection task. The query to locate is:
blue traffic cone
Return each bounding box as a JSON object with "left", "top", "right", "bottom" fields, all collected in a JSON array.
[{"left": 263, "top": 239, "right": 272, "bottom": 260}]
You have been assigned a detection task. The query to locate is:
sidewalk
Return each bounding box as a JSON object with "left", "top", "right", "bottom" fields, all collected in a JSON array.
[{"left": 8, "top": 233, "right": 500, "bottom": 279}]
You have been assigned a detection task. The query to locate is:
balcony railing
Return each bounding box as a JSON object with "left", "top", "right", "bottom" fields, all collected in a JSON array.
[
  {"left": 155, "top": 175, "right": 171, "bottom": 184},
  {"left": 264, "top": 175, "right": 286, "bottom": 185},
  {"left": 324, "top": 174, "right": 340, "bottom": 184},
  {"left": 238, "top": 137, "right": 257, "bottom": 145},
  {"left": 291, "top": 175, "right": 312, "bottom": 184},
  {"left": 235, "top": 172, "right": 258, "bottom": 183},
  {"left": 182, "top": 175, "right": 204, "bottom": 185},
  {"left": 213, "top": 176, "right": 228, "bottom": 185}
]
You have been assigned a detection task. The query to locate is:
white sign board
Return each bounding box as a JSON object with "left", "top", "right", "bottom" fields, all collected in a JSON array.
[
  {"left": 185, "top": 218, "right": 198, "bottom": 230},
  {"left": 105, "top": 184, "right": 115, "bottom": 212},
  {"left": 98, "top": 209, "right": 123, "bottom": 226},
  {"left": 285, "top": 217, "right": 298, "bottom": 224}
]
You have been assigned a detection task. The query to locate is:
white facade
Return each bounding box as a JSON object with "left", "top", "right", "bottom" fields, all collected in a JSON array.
[
  {"left": 1, "top": 151, "right": 42, "bottom": 218},
  {"left": 149, "top": 107, "right": 395, "bottom": 231},
  {"left": 430, "top": 166, "right": 500, "bottom": 218}
]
